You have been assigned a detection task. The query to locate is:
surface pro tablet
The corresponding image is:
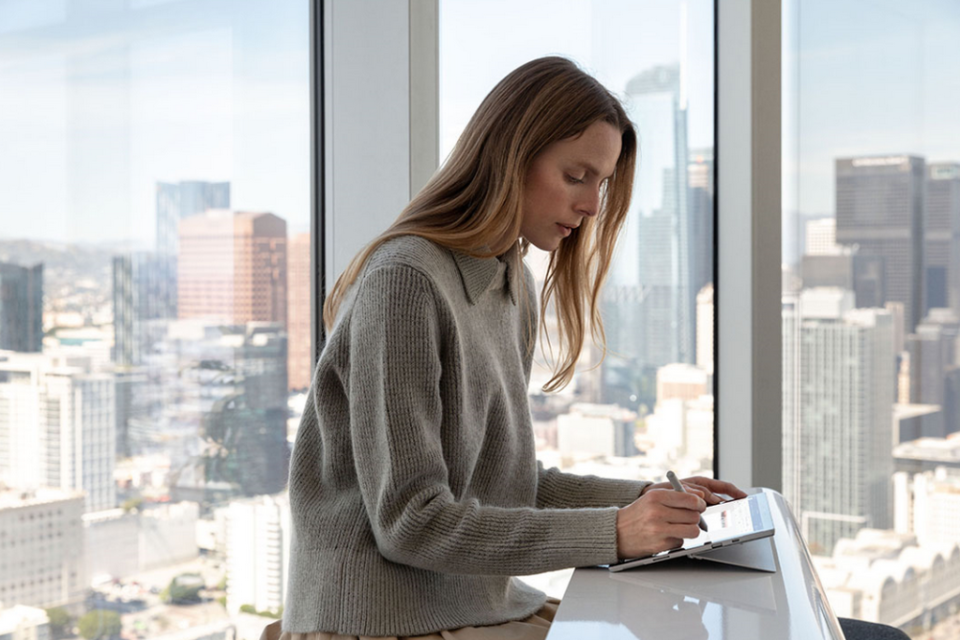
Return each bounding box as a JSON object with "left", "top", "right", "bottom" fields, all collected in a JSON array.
[{"left": 608, "top": 491, "right": 775, "bottom": 572}]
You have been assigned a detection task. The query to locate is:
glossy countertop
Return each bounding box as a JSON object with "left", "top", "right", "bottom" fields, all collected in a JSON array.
[{"left": 545, "top": 489, "right": 845, "bottom": 640}]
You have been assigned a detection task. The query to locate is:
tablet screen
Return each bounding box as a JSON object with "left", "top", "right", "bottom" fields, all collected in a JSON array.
[{"left": 610, "top": 492, "right": 775, "bottom": 568}]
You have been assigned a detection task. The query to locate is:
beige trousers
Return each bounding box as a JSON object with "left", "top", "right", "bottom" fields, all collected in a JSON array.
[{"left": 260, "top": 599, "right": 561, "bottom": 640}]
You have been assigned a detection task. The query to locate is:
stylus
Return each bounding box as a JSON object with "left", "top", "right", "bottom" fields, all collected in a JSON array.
[{"left": 666, "top": 470, "right": 708, "bottom": 532}]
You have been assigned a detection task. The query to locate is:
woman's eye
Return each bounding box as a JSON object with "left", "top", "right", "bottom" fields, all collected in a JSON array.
[{"left": 566, "top": 174, "right": 586, "bottom": 184}]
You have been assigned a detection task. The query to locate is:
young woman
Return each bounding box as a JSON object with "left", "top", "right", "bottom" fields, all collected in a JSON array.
[{"left": 268, "top": 57, "right": 908, "bottom": 640}]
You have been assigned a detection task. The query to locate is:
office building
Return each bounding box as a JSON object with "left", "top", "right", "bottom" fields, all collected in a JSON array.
[
  {"left": 287, "top": 232, "right": 311, "bottom": 391},
  {"left": 112, "top": 252, "right": 173, "bottom": 366},
  {"left": 656, "top": 363, "right": 710, "bottom": 403},
  {"left": 801, "top": 251, "right": 885, "bottom": 310},
  {"left": 0, "top": 605, "right": 49, "bottom": 640},
  {"left": 924, "top": 163, "right": 960, "bottom": 312},
  {"left": 783, "top": 289, "right": 895, "bottom": 555},
  {"left": 604, "top": 65, "right": 693, "bottom": 376},
  {"left": 0, "top": 351, "right": 116, "bottom": 512},
  {"left": 557, "top": 404, "right": 637, "bottom": 458},
  {"left": 161, "top": 321, "right": 289, "bottom": 499},
  {"left": 695, "top": 284, "right": 713, "bottom": 373},
  {"left": 894, "top": 404, "right": 944, "bottom": 443},
  {"left": 155, "top": 181, "right": 230, "bottom": 259},
  {"left": 906, "top": 310, "right": 960, "bottom": 432},
  {"left": 645, "top": 395, "right": 713, "bottom": 469},
  {"left": 225, "top": 494, "right": 290, "bottom": 616},
  {"left": 0, "top": 262, "right": 42, "bottom": 353},
  {"left": 903, "top": 467, "right": 960, "bottom": 548},
  {"left": 835, "top": 155, "right": 925, "bottom": 330},
  {"left": 0, "top": 487, "right": 86, "bottom": 609},
  {"left": 178, "top": 210, "right": 288, "bottom": 327},
  {"left": 689, "top": 148, "right": 714, "bottom": 297},
  {"left": 155, "top": 181, "right": 231, "bottom": 321},
  {"left": 806, "top": 218, "right": 841, "bottom": 256}
]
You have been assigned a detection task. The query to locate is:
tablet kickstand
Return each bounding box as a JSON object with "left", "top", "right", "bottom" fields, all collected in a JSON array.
[{"left": 690, "top": 537, "right": 778, "bottom": 573}]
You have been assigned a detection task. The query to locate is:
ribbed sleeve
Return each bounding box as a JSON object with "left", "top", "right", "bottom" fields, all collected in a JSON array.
[
  {"left": 536, "top": 462, "right": 650, "bottom": 509},
  {"left": 348, "top": 265, "right": 622, "bottom": 575}
]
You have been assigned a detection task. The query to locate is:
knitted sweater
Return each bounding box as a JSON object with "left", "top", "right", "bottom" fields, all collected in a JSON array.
[{"left": 283, "top": 235, "right": 649, "bottom": 636}]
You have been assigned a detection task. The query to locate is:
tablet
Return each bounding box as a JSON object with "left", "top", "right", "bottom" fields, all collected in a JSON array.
[{"left": 608, "top": 491, "right": 775, "bottom": 572}]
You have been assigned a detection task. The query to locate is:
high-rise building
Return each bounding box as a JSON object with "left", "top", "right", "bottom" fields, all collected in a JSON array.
[
  {"left": 225, "top": 494, "right": 290, "bottom": 616},
  {"left": 178, "top": 210, "right": 288, "bottom": 327},
  {"left": 924, "top": 163, "right": 960, "bottom": 313},
  {"left": 0, "top": 487, "right": 86, "bottom": 609},
  {"left": 112, "top": 252, "right": 172, "bottom": 366},
  {"left": 155, "top": 181, "right": 231, "bottom": 259},
  {"left": 287, "top": 232, "right": 311, "bottom": 391},
  {"left": 801, "top": 251, "right": 885, "bottom": 310},
  {"left": 0, "top": 351, "right": 116, "bottom": 512},
  {"left": 835, "top": 155, "right": 926, "bottom": 330},
  {"left": 161, "top": 321, "right": 289, "bottom": 500},
  {"left": 695, "top": 283, "right": 713, "bottom": 373},
  {"left": 906, "top": 309, "right": 960, "bottom": 433},
  {"left": 0, "top": 262, "right": 42, "bottom": 353},
  {"left": 689, "top": 149, "right": 714, "bottom": 298},
  {"left": 783, "top": 288, "right": 895, "bottom": 554},
  {"left": 605, "top": 65, "right": 692, "bottom": 375}
]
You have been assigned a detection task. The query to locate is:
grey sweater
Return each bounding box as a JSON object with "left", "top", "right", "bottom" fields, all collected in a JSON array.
[{"left": 283, "top": 235, "right": 649, "bottom": 636}]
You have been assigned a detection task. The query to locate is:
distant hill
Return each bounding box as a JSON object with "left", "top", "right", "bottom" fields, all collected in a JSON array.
[{"left": 0, "top": 238, "right": 136, "bottom": 316}]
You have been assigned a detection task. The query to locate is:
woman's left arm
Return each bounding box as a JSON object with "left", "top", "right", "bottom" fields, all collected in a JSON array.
[{"left": 535, "top": 462, "right": 650, "bottom": 509}]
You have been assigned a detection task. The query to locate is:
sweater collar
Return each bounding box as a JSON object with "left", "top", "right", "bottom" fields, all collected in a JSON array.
[{"left": 451, "top": 243, "right": 519, "bottom": 306}]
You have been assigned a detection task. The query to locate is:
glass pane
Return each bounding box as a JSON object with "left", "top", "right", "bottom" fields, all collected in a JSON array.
[
  {"left": 0, "top": 2, "right": 309, "bottom": 636},
  {"left": 782, "top": 0, "right": 960, "bottom": 635},
  {"left": 441, "top": 0, "right": 715, "bottom": 596}
]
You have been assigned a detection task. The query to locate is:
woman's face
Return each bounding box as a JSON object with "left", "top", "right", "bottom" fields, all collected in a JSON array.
[{"left": 520, "top": 120, "right": 622, "bottom": 252}]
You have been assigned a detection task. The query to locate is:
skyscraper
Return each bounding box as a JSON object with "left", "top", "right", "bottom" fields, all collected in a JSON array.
[
  {"left": 155, "top": 181, "right": 231, "bottom": 258},
  {"left": 112, "top": 252, "right": 171, "bottom": 366},
  {"left": 783, "top": 289, "right": 895, "bottom": 554},
  {"left": 924, "top": 163, "right": 960, "bottom": 313},
  {"left": 287, "top": 232, "right": 312, "bottom": 391},
  {"left": 608, "top": 65, "right": 692, "bottom": 371},
  {"left": 155, "top": 180, "right": 231, "bottom": 319},
  {"left": 835, "top": 155, "right": 926, "bottom": 330},
  {"left": 177, "top": 210, "right": 288, "bottom": 326},
  {"left": 0, "top": 262, "right": 43, "bottom": 353},
  {"left": 689, "top": 149, "right": 715, "bottom": 299}
]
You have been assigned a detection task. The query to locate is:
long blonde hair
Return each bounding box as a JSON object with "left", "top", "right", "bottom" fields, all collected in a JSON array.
[{"left": 323, "top": 56, "right": 637, "bottom": 392}]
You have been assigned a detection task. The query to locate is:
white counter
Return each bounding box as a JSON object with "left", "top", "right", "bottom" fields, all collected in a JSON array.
[{"left": 546, "top": 489, "right": 845, "bottom": 640}]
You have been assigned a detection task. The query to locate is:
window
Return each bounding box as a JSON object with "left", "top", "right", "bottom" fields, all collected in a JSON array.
[
  {"left": 782, "top": 0, "right": 960, "bottom": 634},
  {"left": 0, "top": 0, "right": 309, "bottom": 632},
  {"left": 441, "top": 0, "right": 716, "bottom": 595}
]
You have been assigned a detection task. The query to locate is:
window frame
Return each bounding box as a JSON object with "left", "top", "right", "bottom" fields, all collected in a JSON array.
[{"left": 319, "top": 0, "right": 784, "bottom": 490}]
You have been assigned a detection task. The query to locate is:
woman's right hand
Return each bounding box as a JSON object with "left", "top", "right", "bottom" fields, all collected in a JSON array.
[{"left": 615, "top": 489, "right": 706, "bottom": 559}]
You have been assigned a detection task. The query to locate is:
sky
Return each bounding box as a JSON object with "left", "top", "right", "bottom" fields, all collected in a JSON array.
[{"left": 0, "top": 0, "right": 958, "bottom": 248}]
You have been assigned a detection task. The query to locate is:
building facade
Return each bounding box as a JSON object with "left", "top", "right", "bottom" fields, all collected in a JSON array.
[{"left": 783, "top": 290, "right": 895, "bottom": 554}]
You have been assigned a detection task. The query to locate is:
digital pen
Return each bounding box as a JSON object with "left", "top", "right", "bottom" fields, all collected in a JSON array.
[{"left": 666, "top": 470, "right": 708, "bottom": 532}]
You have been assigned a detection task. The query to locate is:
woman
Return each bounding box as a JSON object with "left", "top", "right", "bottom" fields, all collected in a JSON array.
[{"left": 270, "top": 57, "right": 907, "bottom": 640}]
